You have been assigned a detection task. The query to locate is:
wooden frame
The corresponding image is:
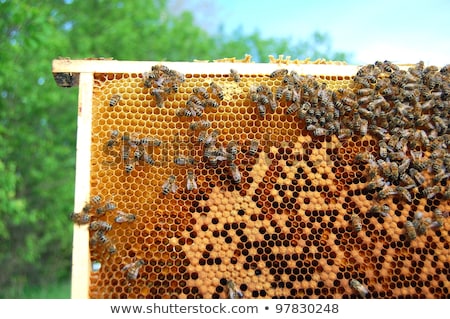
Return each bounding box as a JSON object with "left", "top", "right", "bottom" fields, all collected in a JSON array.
[
  {"left": 53, "top": 59, "right": 433, "bottom": 299},
  {"left": 52, "top": 59, "right": 361, "bottom": 298}
]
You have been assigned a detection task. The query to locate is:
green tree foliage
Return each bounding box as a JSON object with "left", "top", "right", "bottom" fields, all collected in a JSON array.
[{"left": 0, "top": 0, "right": 349, "bottom": 298}]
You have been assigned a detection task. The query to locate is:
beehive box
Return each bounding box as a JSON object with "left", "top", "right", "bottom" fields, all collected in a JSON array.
[{"left": 53, "top": 57, "right": 450, "bottom": 299}]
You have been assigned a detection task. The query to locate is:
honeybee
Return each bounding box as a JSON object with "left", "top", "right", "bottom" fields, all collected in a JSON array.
[
  {"left": 151, "top": 64, "right": 170, "bottom": 73},
  {"left": 405, "top": 220, "right": 417, "bottom": 240},
  {"left": 430, "top": 209, "right": 444, "bottom": 230},
  {"left": 204, "top": 98, "right": 219, "bottom": 108},
  {"left": 174, "top": 156, "right": 195, "bottom": 166},
  {"left": 140, "top": 136, "right": 162, "bottom": 147},
  {"left": 354, "top": 152, "right": 375, "bottom": 164},
  {"left": 230, "top": 69, "right": 241, "bottom": 82},
  {"left": 122, "top": 259, "right": 145, "bottom": 281},
  {"left": 379, "top": 60, "right": 399, "bottom": 73},
  {"left": 197, "top": 131, "right": 207, "bottom": 144},
  {"left": 124, "top": 163, "right": 134, "bottom": 174},
  {"left": 369, "top": 121, "right": 388, "bottom": 137},
  {"left": 312, "top": 126, "right": 328, "bottom": 137},
  {"left": 409, "top": 168, "right": 425, "bottom": 186},
  {"left": 423, "top": 185, "right": 440, "bottom": 199},
  {"left": 89, "top": 221, "right": 112, "bottom": 232},
  {"left": 89, "top": 230, "right": 103, "bottom": 246},
  {"left": 90, "top": 195, "right": 102, "bottom": 206},
  {"left": 229, "top": 163, "right": 241, "bottom": 184},
  {"left": 151, "top": 88, "right": 165, "bottom": 108},
  {"left": 143, "top": 153, "right": 155, "bottom": 165},
  {"left": 378, "top": 159, "right": 398, "bottom": 181},
  {"left": 396, "top": 186, "right": 412, "bottom": 203},
  {"left": 359, "top": 118, "right": 368, "bottom": 136},
  {"left": 205, "top": 129, "right": 219, "bottom": 147},
  {"left": 187, "top": 95, "right": 205, "bottom": 111},
  {"left": 114, "top": 211, "right": 136, "bottom": 223},
  {"left": 411, "top": 151, "right": 429, "bottom": 171},
  {"left": 430, "top": 157, "right": 444, "bottom": 175},
  {"left": 286, "top": 102, "right": 301, "bottom": 115},
  {"left": 368, "top": 204, "right": 390, "bottom": 217},
  {"left": 349, "top": 279, "right": 368, "bottom": 298},
  {"left": 283, "top": 87, "right": 295, "bottom": 102},
  {"left": 353, "top": 75, "right": 371, "bottom": 88},
  {"left": 290, "top": 70, "right": 303, "bottom": 84},
  {"left": 90, "top": 231, "right": 116, "bottom": 254},
  {"left": 176, "top": 107, "right": 193, "bottom": 117},
  {"left": 143, "top": 71, "right": 156, "bottom": 87},
  {"left": 351, "top": 213, "right": 362, "bottom": 232},
  {"left": 81, "top": 202, "right": 92, "bottom": 214},
  {"left": 282, "top": 74, "right": 293, "bottom": 85},
  {"left": 399, "top": 173, "right": 416, "bottom": 189},
  {"left": 366, "top": 177, "right": 386, "bottom": 191},
  {"left": 186, "top": 171, "right": 198, "bottom": 191},
  {"left": 356, "top": 88, "right": 374, "bottom": 96},
  {"left": 189, "top": 120, "right": 211, "bottom": 131},
  {"left": 166, "top": 68, "right": 185, "bottom": 82},
  {"left": 324, "top": 121, "right": 339, "bottom": 135},
  {"left": 256, "top": 84, "right": 271, "bottom": 94},
  {"left": 193, "top": 87, "right": 209, "bottom": 99},
  {"left": 413, "top": 211, "right": 430, "bottom": 236},
  {"left": 377, "top": 184, "right": 397, "bottom": 200},
  {"left": 226, "top": 280, "right": 243, "bottom": 299},
  {"left": 206, "top": 154, "right": 218, "bottom": 167},
  {"left": 133, "top": 148, "right": 144, "bottom": 161},
  {"left": 270, "top": 68, "right": 288, "bottom": 78},
  {"left": 162, "top": 175, "right": 178, "bottom": 195},
  {"left": 105, "top": 241, "right": 117, "bottom": 255},
  {"left": 275, "top": 86, "right": 285, "bottom": 101},
  {"left": 226, "top": 141, "right": 238, "bottom": 156},
  {"left": 378, "top": 140, "right": 388, "bottom": 159},
  {"left": 109, "top": 94, "right": 121, "bottom": 107},
  {"left": 432, "top": 171, "right": 450, "bottom": 185},
  {"left": 404, "top": 221, "right": 417, "bottom": 240},
  {"left": 341, "top": 97, "right": 357, "bottom": 108},
  {"left": 210, "top": 82, "right": 224, "bottom": 100},
  {"left": 70, "top": 212, "right": 91, "bottom": 225},
  {"left": 257, "top": 104, "right": 266, "bottom": 118},
  {"left": 337, "top": 128, "right": 353, "bottom": 140},
  {"left": 398, "top": 158, "right": 411, "bottom": 176},
  {"left": 106, "top": 130, "right": 120, "bottom": 148},
  {"left": 96, "top": 199, "right": 117, "bottom": 215},
  {"left": 248, "top": 139, "right": 259, "bottom": 156},
  {"left": 366, "top": 159, "right": 379, "bottom": 181},
  {"left": 205, "top": 145, "right": 226, "bottom": 158}
]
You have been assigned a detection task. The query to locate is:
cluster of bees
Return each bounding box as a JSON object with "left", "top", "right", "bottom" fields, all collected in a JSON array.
[
  {"left": 348, "top": 61, "right": 449, "bottom": 239},
  {"left": 70, "top": 195, "right": 136, "bottom": 265},
  {"left": 248, "top": 61, "right": 449, "bottom": 242},
  {"left": 103, "top": 129, "right": 162, "bottom": 174},
  {"left": 175, "top": 83, "right": 223, "bottom": 117},
  {"left": 142, "top": 65, "right": 185, "bottom": 108},
  {"left": 404, "top": 209, "right": 445, "bottom": 240},
  {"left": 160, "top": 132, "right": 259, "bottom": 195}
]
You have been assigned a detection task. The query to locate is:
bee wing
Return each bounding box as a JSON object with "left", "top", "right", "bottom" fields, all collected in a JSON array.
[
  {"left": 114, "top": 211, "right": 126, "bottom": 223},
  {"left": 122, "top": 262, "right": 134, "bottom": 271}
]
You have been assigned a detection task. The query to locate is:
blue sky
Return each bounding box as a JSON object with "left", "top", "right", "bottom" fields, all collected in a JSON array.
[{"left": 172, "top": 0, "right": 450, "bottom": 65}]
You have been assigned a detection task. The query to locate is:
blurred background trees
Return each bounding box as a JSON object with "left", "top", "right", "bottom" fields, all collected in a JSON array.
[{"left": 0, "top": 0, "right": 349, "bottom": 298}]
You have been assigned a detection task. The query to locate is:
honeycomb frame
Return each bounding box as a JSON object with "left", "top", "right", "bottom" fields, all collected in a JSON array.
[{"left": 53, "top": 59, "right": 450, "bottom": 299}]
